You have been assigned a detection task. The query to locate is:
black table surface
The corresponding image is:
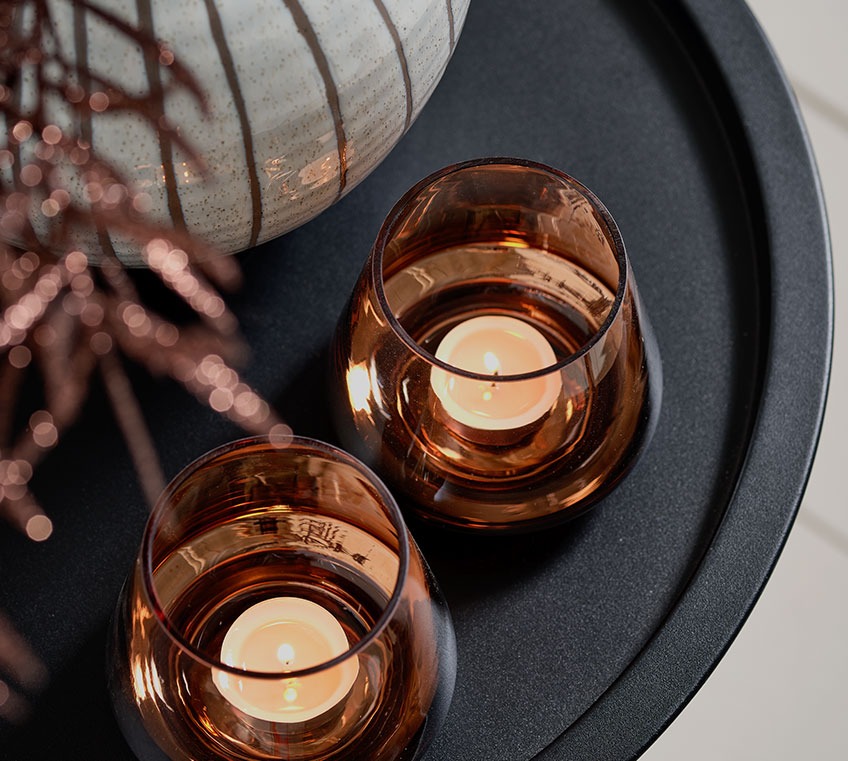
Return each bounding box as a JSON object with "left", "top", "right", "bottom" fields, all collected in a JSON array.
[{"left": 0, "top": 1, "right": 832, "bottom": 759}]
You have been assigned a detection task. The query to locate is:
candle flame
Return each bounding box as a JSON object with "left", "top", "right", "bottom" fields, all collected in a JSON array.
[
  {"left": 277, "top": 643, "right": 296, "bottom": 665},
  {"left": 483, "top": 351, "right": 500, "bottom": 375}
]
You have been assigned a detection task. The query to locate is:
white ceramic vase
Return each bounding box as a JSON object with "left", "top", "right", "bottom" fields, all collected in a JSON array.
[{"left": 47, "top": 0, "right": 470, "bottom": 262}]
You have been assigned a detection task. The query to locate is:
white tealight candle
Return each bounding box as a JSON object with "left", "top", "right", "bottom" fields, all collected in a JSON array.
[
  {"left": 213, "top": 597, "right": 359, "bottom": 723},
  {"left": 430, "top": 315, "right": 562, "bottom": 438}
]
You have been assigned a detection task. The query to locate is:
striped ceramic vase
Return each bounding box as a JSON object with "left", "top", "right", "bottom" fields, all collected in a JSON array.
[{"left": 48, "top": 0, "right": 471, "bottom": 262}]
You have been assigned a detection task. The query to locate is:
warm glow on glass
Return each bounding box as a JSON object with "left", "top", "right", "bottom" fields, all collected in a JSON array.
[
  {"left": 346, "top": 364, "right": 373, "bottom": 413},
  {"left": 430, "top": 315, "right": 562, "bottom": 431},
  {"left": 213, "top": 597, "right": 359, "bottom": 723}
]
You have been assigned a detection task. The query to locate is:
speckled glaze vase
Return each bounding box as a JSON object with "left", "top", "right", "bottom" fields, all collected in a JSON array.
[{"left": 48, "top": 0, "right": 470, "bottom": 263}]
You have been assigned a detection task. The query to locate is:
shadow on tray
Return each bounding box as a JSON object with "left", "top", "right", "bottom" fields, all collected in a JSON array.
[{"left": 1, "top": 624, "right": 131, "bottom": 760}]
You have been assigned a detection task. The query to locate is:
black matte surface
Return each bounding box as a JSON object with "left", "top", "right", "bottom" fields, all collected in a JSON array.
[{"left": 0, "top": 1, "right": 831, "bottom": 760}]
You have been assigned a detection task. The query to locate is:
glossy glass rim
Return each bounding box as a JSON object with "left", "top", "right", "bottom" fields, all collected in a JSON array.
[
  {"left": 371, "top": 157, "right": 629, "bottom": 382},
  {"left": 139, "top": 435, "right": 411, "bottom": 681}
]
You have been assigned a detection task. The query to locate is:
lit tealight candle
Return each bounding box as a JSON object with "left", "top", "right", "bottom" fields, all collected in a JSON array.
[
  {"left": 430, "top": 315, "right": 562, "bottom": 442},
  {"left": 213, "top": 597, "right": 359, "bottom": 723}
]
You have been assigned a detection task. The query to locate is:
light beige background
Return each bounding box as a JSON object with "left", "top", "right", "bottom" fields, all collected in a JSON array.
[{"left": 644, "top": 0, "right": 848, "bottom": 758}]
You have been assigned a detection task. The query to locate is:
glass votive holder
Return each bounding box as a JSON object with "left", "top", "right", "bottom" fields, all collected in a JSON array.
[
  {"left": 108, "top": 436, "right": 456, "bottom": 761},
  {"left": 332, "top": 158, "right": 661, "bottom": 532}
]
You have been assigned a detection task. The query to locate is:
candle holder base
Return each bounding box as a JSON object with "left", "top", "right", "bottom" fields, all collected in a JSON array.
[
  {"left": 333, "top": 159, "right": 662, "bottom": 531},
  {"left": 107, "top": 437, "right": 456, "bottom": 760}
]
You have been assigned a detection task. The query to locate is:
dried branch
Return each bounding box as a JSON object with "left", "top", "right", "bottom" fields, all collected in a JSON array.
[
  {"left": 0, "top": 611, "right": 46, "bottom": 723},
  {"left": 2, "top": 0, "right": 287, "bottom": 536},
  {"left": 1, "top": 0, "right": 293, "bottom": 720}
]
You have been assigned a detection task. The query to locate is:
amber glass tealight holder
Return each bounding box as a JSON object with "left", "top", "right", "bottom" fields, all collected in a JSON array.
[
  {"left": 333, "top": 158, "right": 661, "bottom": 532},
  {"left": 108, "top": 436, "right": 456, "bottom": 761}
]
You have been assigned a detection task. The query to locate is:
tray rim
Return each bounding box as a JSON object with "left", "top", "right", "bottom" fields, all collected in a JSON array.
[{"left": 535, "top": 0, "right": 833, "bottom": 758}]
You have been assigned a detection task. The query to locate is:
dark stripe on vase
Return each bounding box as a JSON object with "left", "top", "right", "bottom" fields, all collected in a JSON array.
[
  {"left": 372, "top": 0, "right": 413, "bottom": 130},
  {"left": 74, "top": 2, "right": 118, "bottom": 261},
  {"left": 6, "top": 9, "right": 25, "bottom": 198},
  {"left": 447, "top": 0, "right": 455, "bottom": 50},
  {"left": 136, "top": 0, "right": 188, "bottom": 236},
  {"left": 73, "top": 3, "right": 92, "bottom": 146},
  {"left": 281, "top": 0, "right": 348, "bottom": 196},
  {"left": 4, "top": 8, "right": 45, "bottom": 251},
  {"left": 202, "top": 0, "right": 263, "bottom": 247}
]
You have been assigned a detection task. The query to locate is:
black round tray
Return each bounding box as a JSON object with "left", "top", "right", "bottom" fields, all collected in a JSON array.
[{"left": 0, "top": 0, "right": 831, "bottom": 759}]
